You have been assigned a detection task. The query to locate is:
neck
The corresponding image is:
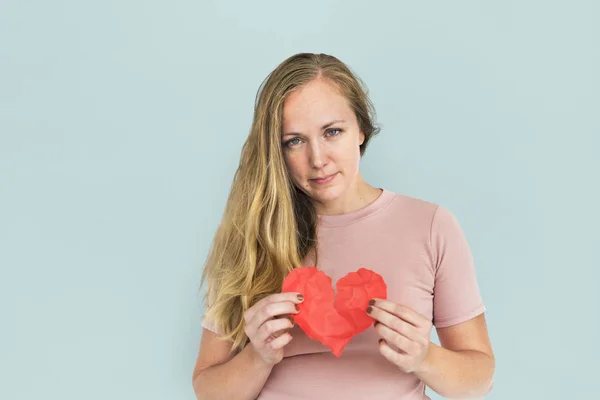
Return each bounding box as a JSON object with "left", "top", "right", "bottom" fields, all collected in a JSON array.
[{"left": 315, "top": 176, "right": 382, "bottom": 216}]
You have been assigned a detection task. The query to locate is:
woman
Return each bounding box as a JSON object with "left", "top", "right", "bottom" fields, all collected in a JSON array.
[{"left": 192, "top": 53, "right": 495, "bottom": 399}]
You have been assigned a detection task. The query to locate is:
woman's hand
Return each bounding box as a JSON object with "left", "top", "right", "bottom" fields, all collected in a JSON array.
[
  {"left": 367, "top": 299, "right": 433, "bottom": 374},
  {"left": 243, "top": 292, "right": 303, "bottom": 367}
]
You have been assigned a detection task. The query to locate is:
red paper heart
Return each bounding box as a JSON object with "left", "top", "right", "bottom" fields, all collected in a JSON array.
[{"left": 281, "top": 266, "right": 387, "bottom": 357}]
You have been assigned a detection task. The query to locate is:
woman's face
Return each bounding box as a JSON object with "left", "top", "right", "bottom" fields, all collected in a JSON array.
[{"left": 281, "top": 79, "right": 365, "bottom": 211}]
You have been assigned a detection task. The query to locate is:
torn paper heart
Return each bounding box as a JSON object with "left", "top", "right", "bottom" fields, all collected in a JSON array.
[{"left": 281, "top": 266, "right": 387, "bottom": 357}]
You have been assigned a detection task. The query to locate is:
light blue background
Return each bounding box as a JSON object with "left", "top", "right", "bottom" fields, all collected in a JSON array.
[{"left": 2, "top": 1, "right": 598, "bottom": 399}]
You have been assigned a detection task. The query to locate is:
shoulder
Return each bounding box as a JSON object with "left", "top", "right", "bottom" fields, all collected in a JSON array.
[
  {"left": 381, "top": 190, "right": 467, "bottom": 245},
  {"left": 382, "top": 189, "right": 441, "bottom": 225}
]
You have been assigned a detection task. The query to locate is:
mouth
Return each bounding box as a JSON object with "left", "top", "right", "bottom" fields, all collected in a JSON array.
[{"left": 310, "top": 172, "right": 338, "bottom": 184}]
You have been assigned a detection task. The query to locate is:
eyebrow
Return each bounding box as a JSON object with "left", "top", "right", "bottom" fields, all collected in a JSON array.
[{"left": 282, "top": 119, "right": 346, "bottom": 137}]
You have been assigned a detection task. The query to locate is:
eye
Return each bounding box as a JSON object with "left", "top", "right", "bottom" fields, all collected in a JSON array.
[
  {"left": 283, "top": 137, "right": 302, "bottom": 148},
  {"left": 326, "top": 128, "right": 342, "bottom": 137}
]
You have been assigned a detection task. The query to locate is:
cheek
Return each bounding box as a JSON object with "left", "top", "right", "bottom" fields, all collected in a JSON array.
[
  {"left": 337, "top": 142, "right": 361, "bottom": 170},
  {"left": 284, "top": 154, "right": 307, "bottom": 178}
]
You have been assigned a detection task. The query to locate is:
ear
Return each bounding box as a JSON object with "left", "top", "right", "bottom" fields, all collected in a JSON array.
[{"left": 359, "top": 131, "right": 365, "bottom": 146}]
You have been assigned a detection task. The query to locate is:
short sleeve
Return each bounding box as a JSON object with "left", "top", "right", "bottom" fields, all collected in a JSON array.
[
  {"left": 201, "top": 315, "right": 222, "bottom": 334},
  {"left": 430, "top": 205, "right": 486, "bottom": 328},
  {"left": 201, "top": 287, "right": 223, "bottom": 335}
]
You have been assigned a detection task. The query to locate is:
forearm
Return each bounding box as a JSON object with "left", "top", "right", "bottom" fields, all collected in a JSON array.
[
  {"left": 415, "top": 343, "right": 495, "bottom": 399},
  {"left": 193, "top": 344, "right": 273, "bottom": 400}
]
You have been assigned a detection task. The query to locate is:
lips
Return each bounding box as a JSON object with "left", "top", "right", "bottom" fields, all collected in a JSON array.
[
  {"left": 311, "top": 172, "right": 337, "bottom": 183},
  {"left": 311, "top": 174, "right": 335, "bottom": 181}
]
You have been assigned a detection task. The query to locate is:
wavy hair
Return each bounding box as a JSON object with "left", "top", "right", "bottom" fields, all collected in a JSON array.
[{"left": 200, "top": 53, "right": 381, "bottom": 352}]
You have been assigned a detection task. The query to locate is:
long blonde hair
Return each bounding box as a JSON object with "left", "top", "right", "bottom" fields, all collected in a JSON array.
[{"left": 200, "top": 53, "right": 381, "bottom": 352}]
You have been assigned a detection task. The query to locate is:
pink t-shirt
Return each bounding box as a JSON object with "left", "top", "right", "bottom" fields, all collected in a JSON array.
[{"left": 202, "top": 188, "right": 486, "bottom": 399}]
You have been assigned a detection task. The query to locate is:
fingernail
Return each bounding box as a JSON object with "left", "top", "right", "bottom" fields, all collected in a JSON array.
[
  {"left": 295, "top": 305, "right": 300, "bottom": 312},
  {"left": 297, "top": 294, "right": 304, "bottom": 302},
  {"left": 369, "top": 299, "right": 376, "bottom": 306},
  {"left": 366, "top": 306, "right": 372, "bottom": 314}
]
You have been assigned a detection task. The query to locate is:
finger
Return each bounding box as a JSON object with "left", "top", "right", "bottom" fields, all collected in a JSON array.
[
  {"left": 369, "top": 299, "right": 428, "bottom": 327},
  {"left": 246, "top": 301, "right": 299, "bottom": 334},
  {"left": 256, "top": 317, "right": 294, "bottom": 343},
  {"left": 374, "top": 321, "right": 414, "bottom": 353},
  {"left": 270, "top": 315, "right": 295, "bottom": 338},
  {"left": 378, "top": 339, "right": 410, "bottom": 369},
  {"left": 244, "top": 292, "right": 304, "bottom": 323},
  {"left": 271, "top": 327, "right": 292, "bottom": 339},
  {"left": 369, "top": 307, "right": 421, "bottom": 340},
  {"left": 371, "top": 309, "right": 420, "bottom": 341},
  {"left": 275, "top": 314, "right": 295, "bottom": 325},
  {"left": 257, "top": 301, "right": 298, "bottom": 325},
  {"left": 265, "top": 332, "right": 293, "bottom": 350}
]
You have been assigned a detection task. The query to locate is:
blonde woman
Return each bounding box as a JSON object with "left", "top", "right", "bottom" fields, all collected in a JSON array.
[{"left": 192, "top": 53, "right": 495, "bottom": 399}]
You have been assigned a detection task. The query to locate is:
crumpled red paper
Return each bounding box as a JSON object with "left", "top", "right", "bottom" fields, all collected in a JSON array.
[{"left": 281, "top": 266, "right": 387, "bottom": 357}]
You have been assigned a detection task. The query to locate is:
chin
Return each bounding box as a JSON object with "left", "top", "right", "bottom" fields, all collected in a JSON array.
[{"left": 304, "top": 182, "right": 345, "bottom": 203}]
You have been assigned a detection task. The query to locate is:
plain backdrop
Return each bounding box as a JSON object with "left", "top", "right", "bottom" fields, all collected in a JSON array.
[{"left": 2, "top": 1, "right": 599, "bottom": 399}]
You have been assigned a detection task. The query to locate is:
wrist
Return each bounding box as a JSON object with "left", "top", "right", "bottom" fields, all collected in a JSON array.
[
  {"left": 245, "top": 344, "right": 275, "bottom": 371},
  {"left": 415, "top": 341, "right": 438, "bottom": 376}
]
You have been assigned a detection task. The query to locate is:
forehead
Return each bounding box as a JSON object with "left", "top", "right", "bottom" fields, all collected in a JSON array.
[{"left": 282, "top": 80, "right": 353, "bottom": 130}]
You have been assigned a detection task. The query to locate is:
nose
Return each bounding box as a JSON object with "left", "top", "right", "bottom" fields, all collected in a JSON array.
[{"left": 308, "top": 140, "right": 327, "bottom": 169}]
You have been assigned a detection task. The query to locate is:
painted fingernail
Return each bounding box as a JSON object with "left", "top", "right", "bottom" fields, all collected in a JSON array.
[
  {"left": 297, "top": 294, "right": 304, "bottom": 302},
  {"left": 369, "top": 299, "right": 376, "bottom": 306},
  {"left": 366, "top": 306, "right": 372, "bottom": 314}
]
